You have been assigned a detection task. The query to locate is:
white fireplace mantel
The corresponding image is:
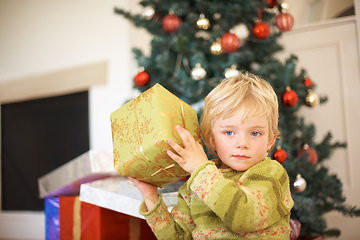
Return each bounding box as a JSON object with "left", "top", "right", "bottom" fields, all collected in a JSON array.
[{"left": 0, "top": 61, "right": 107, "bottom": 105}]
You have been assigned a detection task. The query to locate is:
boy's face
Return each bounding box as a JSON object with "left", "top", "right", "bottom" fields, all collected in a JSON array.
[{"left": 211, "top": 106, "right": 276, "bottom": 171}]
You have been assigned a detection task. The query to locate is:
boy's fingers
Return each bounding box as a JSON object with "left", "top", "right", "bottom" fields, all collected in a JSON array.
[
  {"left": 168, "top": 138, "right": 185, "bottom": 156},
  {"left": 128, "top": 177, "right": 141, "bottom": 187},
  {"left": 167, "top": 150, "right": 188, "bottom": 168},
  {"left": 176, "top": 125, "right": 195, "bottom": 148}
]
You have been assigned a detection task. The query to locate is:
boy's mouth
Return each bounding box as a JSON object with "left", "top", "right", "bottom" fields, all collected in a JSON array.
[{"left": 232, "top": 155, "right": 250, "bottom": 160}]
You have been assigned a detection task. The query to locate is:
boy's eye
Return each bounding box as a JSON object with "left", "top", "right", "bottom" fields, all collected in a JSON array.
[
  {"left": 224, "top": 131, "right": 234, "bottom": 136},
  {"left": 251, "top": 131, "right": 261, "bottom": 137}
]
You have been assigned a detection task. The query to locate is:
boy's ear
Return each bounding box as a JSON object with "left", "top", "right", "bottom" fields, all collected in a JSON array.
[
  {"left": 267, "top": 134, "right": 277, "bottom": 152},
  {"left": 210, "top": 136, "right": 216, "bottom": 151}
]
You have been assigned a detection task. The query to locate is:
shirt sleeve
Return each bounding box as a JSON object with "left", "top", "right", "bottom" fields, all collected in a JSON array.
[
  {"left": 186, "top": 160, "right": 293, "bottom": 233},
  {"left": 139, "top": 187, "right": 194, "bottom": 240}
]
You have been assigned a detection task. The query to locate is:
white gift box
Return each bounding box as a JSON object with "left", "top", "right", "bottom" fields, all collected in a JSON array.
[
  {"left": 38, "top": 150, "right": 116, "bottom": 198},
  {"left": 79, "top": 176, "right": 181, "bottom": 219}
]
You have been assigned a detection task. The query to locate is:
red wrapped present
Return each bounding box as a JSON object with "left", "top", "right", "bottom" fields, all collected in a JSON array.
[
  {"left": 290, "top": 219, "right": 301, "bottom": 240},
  {"left": 59, "top": 196, "right": 156, "bottom": 240},
  {"left": 298, "top": 236, "right": 323, "bottom": 240}
]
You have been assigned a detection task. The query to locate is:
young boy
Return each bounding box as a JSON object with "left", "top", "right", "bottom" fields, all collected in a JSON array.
[{"left": 129, "top": 73, "right": 294, "bottom": 239}]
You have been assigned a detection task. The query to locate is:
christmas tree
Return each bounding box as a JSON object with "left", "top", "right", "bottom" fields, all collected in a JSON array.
[{"left": 114, "top": 0, "right": 360, "bottom": 238}]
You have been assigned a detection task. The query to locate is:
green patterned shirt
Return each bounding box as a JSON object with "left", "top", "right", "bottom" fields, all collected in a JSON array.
[{"left": 140, "top": 158, "right": 294, "bottom": 239}]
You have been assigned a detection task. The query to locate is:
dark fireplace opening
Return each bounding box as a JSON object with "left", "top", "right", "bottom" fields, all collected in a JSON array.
[{"left": 1, "top": 91, "right": 90, "bottom": 211}]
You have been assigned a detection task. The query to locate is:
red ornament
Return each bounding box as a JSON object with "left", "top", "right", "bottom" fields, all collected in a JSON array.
[
  {"left": 220, "top": 32, "right": 241, "bottom": 53},
  {"left": 265, "top": 0, "right": 277, "bottom": 8},
  {"left": 298, "top": 144, "right": 318, "bottom": 165},
  {"left": 162, "top": 13, "right": 182, "bottom": 33},
  {"left": 303, "top": 77, "right": 314, "bottom": 87},
  {"left": 134, "top": 69, "right": 150, "bottom": 87},
  {"left": 252, "top": 21, "right": 270, "bottom": 40},
  {"left": 282, "top": 87, "right": 298, "bottom": 107},
  {"left": 273, "top": 147, "right": 287, "bottom": 163},
  {"left": 275, "top": 12, "right": 294, "bottom": 32}
]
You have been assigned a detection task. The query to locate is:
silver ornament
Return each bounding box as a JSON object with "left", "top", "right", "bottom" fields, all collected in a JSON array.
[
  {"left": 191, "top": 63, "right": 206, "bottom": 80},
  {"left": 195, "top": 30, "right": 211, "bottom": 40},
  {"left": 294, "top": 174, "right": 307, "bottom": 192},
  {"left": 213, "top": 12, "right": 221, "bottom": 20},
  {"left": 142, "top": 6, "right": 155, "bottom": 20},
  {"left": 224, "top": 64, "right": 240, "bottom": 78}
]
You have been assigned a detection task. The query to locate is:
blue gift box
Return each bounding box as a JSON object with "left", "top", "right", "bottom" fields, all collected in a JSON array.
[{"left": 45, "top": 197, "right": 60, "bottom": 240}]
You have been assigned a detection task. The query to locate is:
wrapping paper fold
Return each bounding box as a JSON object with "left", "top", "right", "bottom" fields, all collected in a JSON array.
[
  {"left": 45, "top": 195, "right": 156, "bottom": 240},
  {"left": 111, "top": 83, "right": 201, "bottom": 188},
  {"left": 80, "top": 176, "right": 180, "bottom": 219},
  {"left": 38, "top": 150, "right": 116, "bottom": 198}
]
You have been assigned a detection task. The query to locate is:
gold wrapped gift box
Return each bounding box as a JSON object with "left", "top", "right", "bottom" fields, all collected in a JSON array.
[{"left": 111, "top": 84, "right": 201, "bottom": 188}]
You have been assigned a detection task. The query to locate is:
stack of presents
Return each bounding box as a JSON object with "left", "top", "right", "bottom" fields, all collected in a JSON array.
[{"left": 38, "top": 84, "right": 301, "bottom": 239}]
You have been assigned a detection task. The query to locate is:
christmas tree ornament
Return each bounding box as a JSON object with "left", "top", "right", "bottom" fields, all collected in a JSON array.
[
  {"left": 280, "top": 1, "right": 291, "bottom": 12},
  {"left": 298, "top": 144, "right": 318, "bottom": 165},
  {"left": 224, "top": 64, "right": 240, "bottom": 78},
  {"left": 162, "top": 12, "right": 182, "bottom": 33},
  {"left": 134, "top": 67, "right": 150, "bottom": 87},
  {"left": 142, "top": 5, "right": 155, "bottom": 20},
  {"left": 252, "top": 21, "right": 270, "bottom": 40},
  {"left": 293, "top": 174, "right": 307, "bottom": 192},
  {"left": 234, "top": 23, "right": 250, "bottom": 39},
  {"left": 220, "top": 32, "right": 241, "bottom": 53},
  {"left": 196, "top": 14, "right": 210, "bottom": 30},
  {"left": 266, "top": 0, "right": 277, "bottom": 8},
  {"left": 282, "top": 86, "right": 298, "bottom": 107},
  {"left": 275, "top": 12, "right": 294, "bottom": 32},
  {"left": 273, "top": 146, "right": 287, "bottom": 163},
  {"left": 305, "top": 89, "right": 320, "bottom": 107},
  {"left": 303, "top": 77, "right": 314, "bottom": 87},
  {"left": 195, "top": 30, "right": 211, "bottom": 40},
  {"left": 252, "top": 9, "right": 270, "bottom": 40},
  {"left": 210, "top": 38, "right": 223, "bottom": 55},
  {"left": 190, "top": 63, "right": 206, "bottom": 80},
  {"left": 213, "top": 12, "right": 221, "bottom": 20}
]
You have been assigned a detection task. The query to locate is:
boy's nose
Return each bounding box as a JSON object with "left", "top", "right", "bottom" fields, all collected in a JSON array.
[{"left": 235, "top": 135, "right": 249, "bottom": 149}]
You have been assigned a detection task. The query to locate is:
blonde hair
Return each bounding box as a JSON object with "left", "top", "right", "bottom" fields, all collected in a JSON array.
[{"left": 200, "top": 72, "right": 279, "bottom": 156}]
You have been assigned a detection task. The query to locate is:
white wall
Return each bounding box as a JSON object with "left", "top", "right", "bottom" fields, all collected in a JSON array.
[
  {"left": 0, "top": 0, "right": 135, "bottom": 151},
  {"left": 286, "top": 0, "right": 354, "bottom": 27},
  {"left": 0, "top": 1, "right": 136, "bottom": 238}
]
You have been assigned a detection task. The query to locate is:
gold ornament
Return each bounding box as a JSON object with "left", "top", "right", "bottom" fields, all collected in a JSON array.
[
  {"left": 196, "top": 14, "right": 210, "bottom": 30},
  {"left": 190, "top": 63, "right": 206, "bottom": 80},
  {"left": 280, "top": 0, "right": 291, "bottom": 12},
  {"left": 294, "top": 174, "right": 307, "bottom": 192},
  {"left": 210, "top": 38, "right": 223, "bottom": 55},
  {"left": 224, "top": 64, "right": 240, "bottom": 78},
  {"left": 305, "top": 89, "right": 320, "bottom": 107}
]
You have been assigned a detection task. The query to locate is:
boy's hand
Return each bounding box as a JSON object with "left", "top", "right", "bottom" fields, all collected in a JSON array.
[
  {"left": 167, "top": 125, "right": 208, "bottom": 174},
  {"left": 128, "top": 177, "right": 158, "bottom": 211}
]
